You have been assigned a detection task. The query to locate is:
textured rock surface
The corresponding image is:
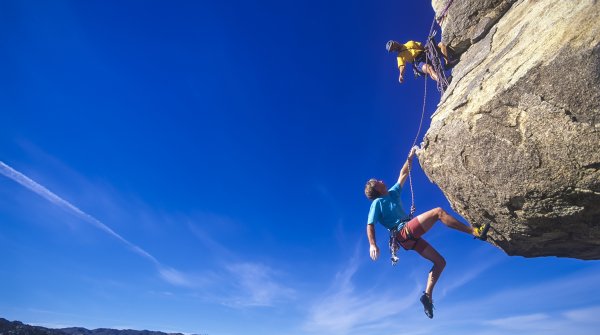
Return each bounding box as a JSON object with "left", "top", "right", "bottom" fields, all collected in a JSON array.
[
  {"left": 421, "top": 0, "right": 600, "bottom": 259},
  {"left": 432, "top": 0, "right": 517, "bottom": 55}
]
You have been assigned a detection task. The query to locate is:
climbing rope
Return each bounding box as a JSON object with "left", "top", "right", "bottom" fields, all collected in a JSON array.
[
  {"left": 426, "top": 0, "right": 455, "bottom": 93},
  {"left": 413, "top": 0, "right": 456, "bottom": 143},
  {"left": 436, "top": 0, "right": 455, "bottom": 25},
  {"left": 425, "top": 32, "right": 450, "bottom": 93},
  {"left": 406, "top": 0, "right": 455, "bottom": 219},
  {"left": 389, "top": 0, "right": 456, "bottom": 266},
  {"left": 404, "top": 76, "right": 426, "bottom": 219}
]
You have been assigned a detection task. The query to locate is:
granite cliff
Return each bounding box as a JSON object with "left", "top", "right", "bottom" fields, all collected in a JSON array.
[{"left": 420, "top": 0, "right": 600, "bottom": 259}]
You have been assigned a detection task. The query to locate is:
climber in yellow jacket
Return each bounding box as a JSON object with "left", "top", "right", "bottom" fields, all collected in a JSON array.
[{"left": 386, "top": 40, "right": 457, "bottom": 84}]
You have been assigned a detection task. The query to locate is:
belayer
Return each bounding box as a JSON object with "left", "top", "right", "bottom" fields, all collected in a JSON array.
[
  {"left": 364, "top": 146, "right": 489, "bottom": 319},
  {"left": 386, "top": 39, "right": 458, "bottom": 84}
]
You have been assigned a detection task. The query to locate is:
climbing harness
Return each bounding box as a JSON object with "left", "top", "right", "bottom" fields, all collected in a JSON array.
[
  {"left": 411, "top": 53, "right": 427, "bottom": 78},
  {"left": 388, "top": 218, "right": 422, "bottom": 265}
]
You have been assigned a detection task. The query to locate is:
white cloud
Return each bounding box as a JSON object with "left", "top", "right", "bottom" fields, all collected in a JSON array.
[
  {"left": 158, "top": 266, "right": 193, "bottom": 287},
  {"left": 419, "top": 267, "right": 600, "bottom": 335},
  {"left": 185, "top": 220, "right": 298, "bottom": 308},
  {"left": 303, "top": 250, "right": 421, "bottom": 335},
  {"left": 222, "top": 262, "right": 296, "bottom": 307},
  {"left": 563, "top": 305, "right": 600, "bottom": 322},
  {"left": 479, "top": 308, "right": 600, "bottom": 335},
  {"left": 485, "top": 313, "right": 550, "bottom": 329},
  {"left": 0, "top": 160, "right": 191, "bottom": 287},
  {"left": 439, "top": 246, "right": 504, "bottom": 298},
  {"left": 186, "top": 220, "right": 236, "bottom": 259},
  {"left": 301, "top": 233, "right": 600, "bottom": 335}
]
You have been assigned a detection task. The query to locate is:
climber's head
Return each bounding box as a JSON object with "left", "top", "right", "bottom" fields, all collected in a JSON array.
[
  {"left": 365, "top": 179, "right": 387, "bottom": 200},
  {"left": 386, "top": 40, "right": 402, "bottom": 53}
]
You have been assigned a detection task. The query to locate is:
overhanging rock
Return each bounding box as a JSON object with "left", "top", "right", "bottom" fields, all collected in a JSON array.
[{"left": 420, "top": 0, "right": 600, "bottom": 259}]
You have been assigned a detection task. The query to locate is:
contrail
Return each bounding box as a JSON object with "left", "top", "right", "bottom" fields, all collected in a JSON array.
[{"left": 0, "top": 160, "right": 188, "bottom": 286}]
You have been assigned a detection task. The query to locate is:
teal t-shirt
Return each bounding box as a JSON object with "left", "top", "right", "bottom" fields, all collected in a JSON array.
[{"left": 367, "top": 182, "right": 409, "bottom": 230}]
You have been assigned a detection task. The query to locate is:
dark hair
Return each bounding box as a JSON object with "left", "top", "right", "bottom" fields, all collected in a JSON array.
[{"left": 364, "top": 178, "right": 381, "bottom": 200}]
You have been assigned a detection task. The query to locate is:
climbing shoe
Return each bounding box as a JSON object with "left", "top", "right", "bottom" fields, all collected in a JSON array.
[
  {"left": 444, "top": 57, "right": 460, "bottom": 70},
  {"left": 420, "top": 292, "right": 434, "bottom": 319},
  {"left": 473, "top": 223, "right": 490, "bottom": 241}
]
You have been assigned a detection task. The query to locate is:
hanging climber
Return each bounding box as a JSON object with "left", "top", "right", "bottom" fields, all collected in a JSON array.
[
  {"left": 386, "top": 39, "right": 458, "bottom": 84},
  {"left": 364, "top": 146, "right": 489, "bottom": 319}
]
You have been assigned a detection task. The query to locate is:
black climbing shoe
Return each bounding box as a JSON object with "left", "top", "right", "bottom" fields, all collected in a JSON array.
[
  {"left": 420, "top": 292, "right": 434, "bottom": 319},
  {"left": 444, "top": 57, "right": 460, "bottom": 70},
  {"left": 473, "top": 223, "right": 490, "bottom": 241}
]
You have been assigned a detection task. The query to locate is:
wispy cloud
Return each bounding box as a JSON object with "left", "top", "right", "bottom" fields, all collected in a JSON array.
[
  {"left": 303, "top": 244, "right": 421, "bottom": 335},
  {"left": 563, "top": 305, "right": 600, "bottom": 322},
  {"left": 157, "top": 266, "right": 192, "bottom": 287},
  {"left": 1, "top": 159, "right": 298, "bottom": 309},
  {"left": 485, "top": 313, "right": 550, "bottom": 329},
  {"left": 479, "top": 308, "right": 600, "bottom": 335},
  {"left": 186, "top": 221, "right": 297, "bottom": 307},
  {"left": 476, "top": 267, "right": 600, "bottom": 314},
  {"left": 439, "top": 246, "right": 504, "bottom": 298},
  {"left": 222, "top": 262, "right": 296, "bottom": 307},
  {"left": 425, "top": 267, "right": 600, "bottom": 335},
  {"left": 186, "top": 220, "right": 236, "bottom": 260},
  {"left": 0, "top": 161, "right": 188, "bottom": 287}
]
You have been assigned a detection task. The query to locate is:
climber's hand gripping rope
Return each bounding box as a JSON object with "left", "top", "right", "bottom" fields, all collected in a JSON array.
[{"left": 408, "top": 146, "right": 418, "bottom": 160}]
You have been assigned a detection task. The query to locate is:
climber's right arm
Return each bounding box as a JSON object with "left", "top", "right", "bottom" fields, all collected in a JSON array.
[
  {"left": 367, "top": 224, "right": 379, "bottom": 261},
  {"left": 398, "top": 65, "right": 405, "bottom": 83}
]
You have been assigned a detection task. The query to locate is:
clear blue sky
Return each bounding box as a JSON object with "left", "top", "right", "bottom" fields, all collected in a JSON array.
[{"left": 1, "top": 1, "right": 598, "bottom": 335}]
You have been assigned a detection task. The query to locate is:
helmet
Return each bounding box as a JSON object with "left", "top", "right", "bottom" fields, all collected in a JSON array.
[{"left": 386, "top": 40, "right": 397, "bottom": 52}]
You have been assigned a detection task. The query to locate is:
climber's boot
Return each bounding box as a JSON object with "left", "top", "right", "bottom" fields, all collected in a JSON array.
[
  {"left": 473, "top": 223, "right": 490, "bottom": 241},
  {"left": 444, "top": 57, "right": 460, "bottom": 70},
  {"left": 420, "top": 292, "right": 434, "bottom": 319}
]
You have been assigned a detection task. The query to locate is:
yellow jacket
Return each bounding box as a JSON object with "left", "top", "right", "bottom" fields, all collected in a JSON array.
[{"left": 396, "top": 41, "right": 424, "bottom": 67}]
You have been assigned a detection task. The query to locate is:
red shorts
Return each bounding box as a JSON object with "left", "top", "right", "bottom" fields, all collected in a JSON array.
[{"left": 397, "top": 217, "right": 430, "bottom": 253}]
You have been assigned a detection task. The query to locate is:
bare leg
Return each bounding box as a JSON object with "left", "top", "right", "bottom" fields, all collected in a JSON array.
[
  {"left": 421, "top": 64, "right": 439, "bottom": 82},
  {"left": 438, "top": 42, "right": 458, "bottom": 67},
  {"left": 437, "top": 42, "right": 449, "bottom": 61},
  {"left": 418, "top": 245, "right": 446, "bottom": 299},
  {"left": 416, "top": 207, "right": 474, "bottom": 235}
]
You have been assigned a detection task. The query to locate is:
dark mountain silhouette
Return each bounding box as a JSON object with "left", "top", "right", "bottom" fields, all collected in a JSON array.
[{"left": 0, "top": 318, "right": 188, "bottom": 335}]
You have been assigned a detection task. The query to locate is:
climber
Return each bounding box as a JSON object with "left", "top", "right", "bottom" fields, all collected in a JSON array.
[
  {"left": 364, "top": 146, "right": 489, "bottom": 319},
  {"left": 386, "top": 40, "right": 458, "bottom": 84}
]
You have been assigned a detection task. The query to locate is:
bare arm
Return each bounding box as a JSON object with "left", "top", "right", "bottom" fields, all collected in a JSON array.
[
  {"left": 398, "top": 146, "right": 417, "bottom": 187},
  {"left": 367, "top": 224, "right": 379, "bottom": 261},
  {"left": 398, "top": 65, "right": 406, "bottom": 83}
]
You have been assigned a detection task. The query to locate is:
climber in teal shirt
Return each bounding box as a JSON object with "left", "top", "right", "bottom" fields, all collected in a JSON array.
[
  {"left": 367, "top": 182, "right": 409, "bottom": 230},
  {"left": 364, "top": 146, "right": 489, "bottom": 319}
]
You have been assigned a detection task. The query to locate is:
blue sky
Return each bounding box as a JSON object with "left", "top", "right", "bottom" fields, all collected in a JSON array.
[{"left": 1, "top": 1, "right": 599, "bottom": 335}]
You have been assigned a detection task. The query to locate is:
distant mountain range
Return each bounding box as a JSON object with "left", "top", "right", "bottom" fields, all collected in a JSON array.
[{"left": 0, "top": 318, "right": 187, "bottom": 335}]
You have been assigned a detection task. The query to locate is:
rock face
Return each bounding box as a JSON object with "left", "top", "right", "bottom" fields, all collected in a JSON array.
[{"left": 421, "top": 0, "right": 600, "bottom": 259}]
